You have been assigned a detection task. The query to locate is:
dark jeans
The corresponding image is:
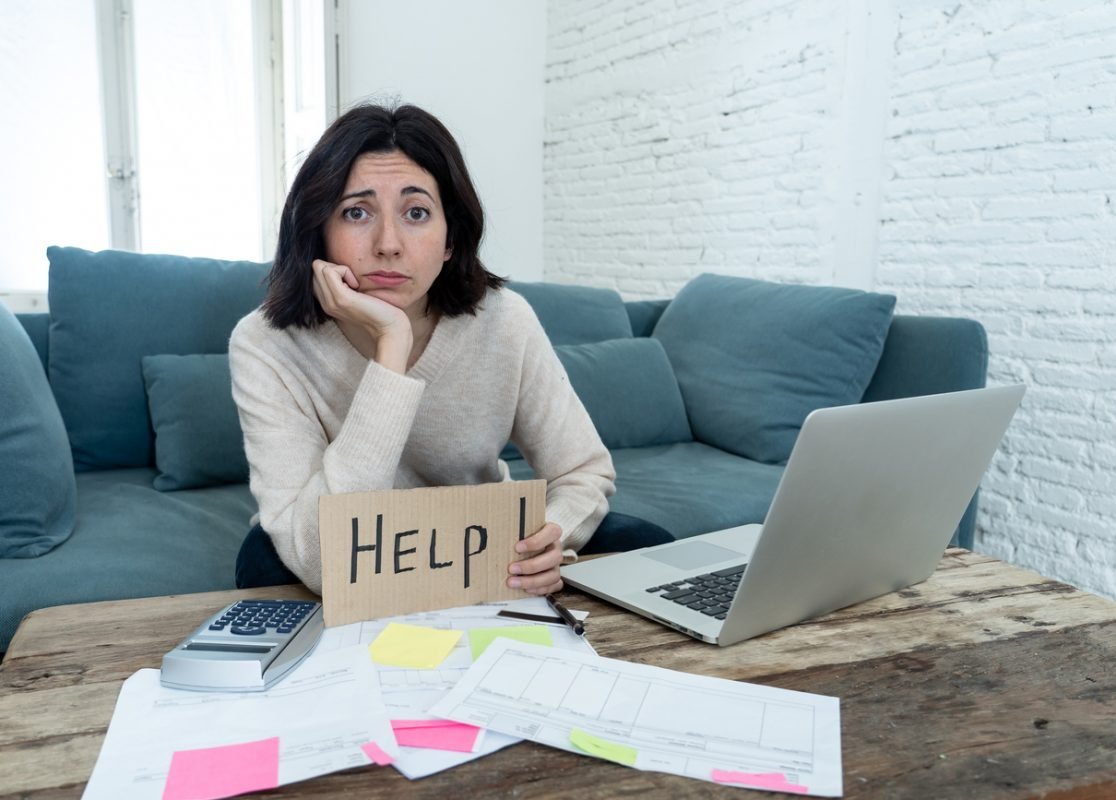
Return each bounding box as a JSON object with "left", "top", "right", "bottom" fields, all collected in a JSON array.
[{"left": 235, "top": 511, "right": 675, "bottom": 589}]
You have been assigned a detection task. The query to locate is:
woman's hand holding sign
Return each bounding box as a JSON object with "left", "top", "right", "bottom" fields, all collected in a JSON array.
[{"left": 508, "top": 522, "right": 563, "bottom": 595}]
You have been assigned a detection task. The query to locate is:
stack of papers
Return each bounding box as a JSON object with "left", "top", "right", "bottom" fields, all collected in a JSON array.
[
  {"left": 83, "top": 646, "right": 398, "bottom": 799},
  {"left": 83, "top": 597, "right": 843, "bottom": 798},
  {"left": 430, "top": 638, "right": 842, "bottom": 796}
]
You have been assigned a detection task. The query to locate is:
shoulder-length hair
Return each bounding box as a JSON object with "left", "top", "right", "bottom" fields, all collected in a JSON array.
[{"left": 261, "top": 103, "right": 504, "bottom": 328}]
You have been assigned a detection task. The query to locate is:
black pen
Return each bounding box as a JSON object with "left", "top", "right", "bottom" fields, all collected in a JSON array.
[{"left": 545, "top": 594, "right": 584, "bottom": 636}]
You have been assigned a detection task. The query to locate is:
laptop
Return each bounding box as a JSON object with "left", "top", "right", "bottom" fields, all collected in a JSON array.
[{"left": 561, "top": 384, "right": 1025, "bottom": 646}]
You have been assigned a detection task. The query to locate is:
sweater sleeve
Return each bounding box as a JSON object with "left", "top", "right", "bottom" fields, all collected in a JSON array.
[
  {"left": 509, "top": 311, "right": 616, "bottom": 553},
  {"left": 229, "top": 317, "right": 425, "bottom": 593}
]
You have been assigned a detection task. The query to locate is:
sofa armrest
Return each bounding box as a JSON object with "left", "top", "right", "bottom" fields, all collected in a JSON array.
[
  {"left": 862, "top": 314, "right": 989, "bottom": 550},
  {"left": 862, "top": 315, "right": 988, "bottom": 402}
]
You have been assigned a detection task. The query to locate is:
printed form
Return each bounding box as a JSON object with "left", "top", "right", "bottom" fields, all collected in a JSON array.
[
  {"left": 314, "top": 597, "right": 595, "bottom": 779},
  {"left": 430, "top": 639, "right": 843, "bottom": 796}
]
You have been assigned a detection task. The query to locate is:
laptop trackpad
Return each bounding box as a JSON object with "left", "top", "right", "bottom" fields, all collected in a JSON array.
[{"left": 642, "top": 541, "right": 745, "bottom": 570}]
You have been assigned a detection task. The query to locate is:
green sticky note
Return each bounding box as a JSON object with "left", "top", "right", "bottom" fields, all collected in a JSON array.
[
  {"left": 368, "top": 622, "right": 461, "bottom": 669},
  {"left": 468, "top": 625, "right": 553, "bottom": 660},
  {"left": 569, "top": 728, "right": 638, "bottom": 766}
]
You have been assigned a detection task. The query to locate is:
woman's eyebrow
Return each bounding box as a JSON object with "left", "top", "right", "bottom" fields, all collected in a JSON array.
[
  {"left": 401, "top": 186, "right": 434, "bottom": 199},
  {"left": 339, "top": 188, "right": 375, "bottom": 202}
]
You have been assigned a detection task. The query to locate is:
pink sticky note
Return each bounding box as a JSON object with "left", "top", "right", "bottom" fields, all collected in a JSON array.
[
  {"left": 711, "top": 769, "right": 809, "bottom": 794},
  {"left": 390, "top": 719, "right": 482, "bottom": 753},
  {"left": 162, "top": 737, "right": 279, "bottom": 800},
  {"left": 361, "top": 741, "right": 395, "bottom": 766}
]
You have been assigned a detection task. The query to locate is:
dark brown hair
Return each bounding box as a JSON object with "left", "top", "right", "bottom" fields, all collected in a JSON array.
[{"left": 262, "top": 103, "right": 504, "bottom": 328}]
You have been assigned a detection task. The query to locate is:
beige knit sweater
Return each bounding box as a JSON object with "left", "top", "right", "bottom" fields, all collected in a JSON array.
[{"left": 228, "top": 287, "right": 616, "bottom": 593}]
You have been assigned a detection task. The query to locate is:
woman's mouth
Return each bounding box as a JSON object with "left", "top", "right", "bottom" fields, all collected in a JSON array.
[{"left": 364, "top": 271, "right": 409, "bottom": 287}]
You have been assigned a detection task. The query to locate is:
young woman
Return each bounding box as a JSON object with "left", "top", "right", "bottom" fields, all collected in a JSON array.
[{"left": 230, "top": 104, "right": 665, "bottom": 597}]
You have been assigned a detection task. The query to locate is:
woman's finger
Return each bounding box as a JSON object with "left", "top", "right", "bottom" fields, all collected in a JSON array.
[
  {"left": 511, "top": 542, "right": 562, "bottom": 580},
  {"left": 516, "top": 522, "right": 561, "bottom": 557}
]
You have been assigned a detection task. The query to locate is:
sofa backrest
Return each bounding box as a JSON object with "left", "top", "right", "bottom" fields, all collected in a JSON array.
[
  {"left": 19, "top": 268, "right": 988, "bottom": 480},
  {"left": 45, "top": 247, "right": 269, "bottom": 471},
  {"left": 505, "top": 281, "right": 632, "bottom": 343},
  {"left": 624, "top": 299, "right": 670, "bottom": 338},
  {"left": 15, "top": 311, "right": 49, "bottom": 374}
]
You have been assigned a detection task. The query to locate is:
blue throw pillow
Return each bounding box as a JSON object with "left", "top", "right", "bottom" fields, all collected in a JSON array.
[
  {"left": 554, "top": 338, "right": 692, "bottom": 449},
  {"left": 0, "top": 303, "right": 77, "bottom": 557},
  {"left": 507, "top": 281, "right": 633, "bottom": 344},
  {"left": 142, "top": 354, "right": 249, "bottom": 491},
  {"left": 47, "top": 247, "right": 268, "bottom": 470},
  {"left": 653, "top": 274, "right": 896, "bottom": 464}
]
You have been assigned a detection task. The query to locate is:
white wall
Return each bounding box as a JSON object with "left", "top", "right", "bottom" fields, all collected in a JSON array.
[
  {"left": 339, "top": 0, "right": 547, "bottom": 281},
  {"left": 545, "top": 0, "right": 1116, "bottom": 599}
]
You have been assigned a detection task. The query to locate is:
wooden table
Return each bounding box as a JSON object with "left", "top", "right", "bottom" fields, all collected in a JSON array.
[{"left": 1, "top": 549, "right": 1114, "bottom": 799}]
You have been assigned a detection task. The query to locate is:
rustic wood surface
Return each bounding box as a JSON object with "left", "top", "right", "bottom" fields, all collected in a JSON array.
[{"left": 1, "top": 549, "right": 1114, "bottom": 799}]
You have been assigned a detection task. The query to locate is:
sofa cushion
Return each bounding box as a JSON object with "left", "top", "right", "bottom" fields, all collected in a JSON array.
[
  {"left": 554, "top": 338, "right": 692, "bottom": 449},
  {"left": 507, "top": 281, "right": 632, "bottom": 344},
  {"left": 653, "top": 274, "right": 896, "bottom": 464},
  {"left": 142, "top": 353, "right": 249, "bottom": 491},
  {"left": 0, "top": 303, "right": 77, "bottom": 557},
  {"left": 47, "top": 247, "right": 268, "bottom": 470},
  {"left": 0, "top": 468, "right": 256, "bottom": 651}
]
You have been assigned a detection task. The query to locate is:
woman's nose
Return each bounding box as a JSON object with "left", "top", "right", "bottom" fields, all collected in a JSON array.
[{"left": 374, "top": 218, "right": 403, "bottom": 257}]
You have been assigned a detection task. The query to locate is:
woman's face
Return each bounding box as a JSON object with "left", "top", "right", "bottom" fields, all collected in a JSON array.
[{"left": 322, "top": 150, "right": 452, "bottom": 320}]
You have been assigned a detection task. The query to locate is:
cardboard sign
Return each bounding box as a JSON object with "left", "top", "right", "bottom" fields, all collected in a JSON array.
[{"left": 318, "top": 480, "right": 546, "bottom": 627}]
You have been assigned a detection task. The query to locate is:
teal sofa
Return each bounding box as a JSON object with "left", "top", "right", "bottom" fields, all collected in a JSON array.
[{"left": 0, "top": 248, "right": 987, "bottom": 653}]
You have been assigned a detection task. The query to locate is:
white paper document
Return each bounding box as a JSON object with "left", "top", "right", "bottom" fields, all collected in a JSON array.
[
  {"left": 82, "top": 646, "right": 397, "bottom": 800},
  {"left": 429, "top": 639, "right": 843, "bottom": 796},
  {"left": 313, "top": 597, "right": 594, "bottom": 779}
]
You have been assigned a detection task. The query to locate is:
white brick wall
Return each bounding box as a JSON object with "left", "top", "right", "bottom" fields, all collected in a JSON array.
[
  {"left": 545, "top": 0, "right": 1116, "bottom": 599},
  {"left": 876, "top": 0, "right": 1116, "bottom": 600},
  {"left": 545, "top": 0, "right": 844, "bottom": 298}
]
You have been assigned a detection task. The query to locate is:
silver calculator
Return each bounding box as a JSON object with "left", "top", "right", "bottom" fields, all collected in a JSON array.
[{"left": 160, "top": 599, "right": 324, "bottom": 692}]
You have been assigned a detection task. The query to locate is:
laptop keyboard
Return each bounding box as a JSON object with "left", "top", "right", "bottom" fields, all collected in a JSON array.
[{"left": 644, "top": 563, "right": 747, "bottom": 620}]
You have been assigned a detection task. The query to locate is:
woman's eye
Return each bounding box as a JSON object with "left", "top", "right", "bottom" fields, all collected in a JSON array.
[
  {"left": 405, "top": 207, "right": 430, "bottom": 222},
  {"left": 342, "top": 207, "right": 369, "bottom": 222}
]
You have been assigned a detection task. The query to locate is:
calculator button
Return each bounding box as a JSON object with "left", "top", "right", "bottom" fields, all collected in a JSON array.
[
  {"left": 231, "top": 624, "right": 267, "bottom": 636},
  {"left": 208, "top": 623, "right": 226, "bottom": 631}
]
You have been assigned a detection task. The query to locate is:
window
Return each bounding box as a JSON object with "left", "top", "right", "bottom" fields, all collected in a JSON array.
[
  {"left": 0, "top": 0, "right": 331, "bottom": 303},
  {"left": 0, "top": 0, "right": 112, "bottom": 295},
  {"left": 131, "top": 0, "right": 266, "bottom": 261}
]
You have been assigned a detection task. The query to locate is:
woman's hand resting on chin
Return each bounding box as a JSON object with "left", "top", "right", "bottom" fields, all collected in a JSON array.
[{"left": 312, "top": 259, "right": 413, "bottom": 372}]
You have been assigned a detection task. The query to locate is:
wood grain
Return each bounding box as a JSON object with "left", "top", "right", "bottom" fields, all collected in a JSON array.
[{"left": 2, "top": 550, "right": 1114, "bottom": 799}]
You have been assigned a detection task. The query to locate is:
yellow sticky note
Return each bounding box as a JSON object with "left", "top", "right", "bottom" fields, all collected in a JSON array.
[
  {"left": 468, "top": 625, "right": 553, "bottom": 660},
  {"left": 368, "top": 623, "right": 461, "bottom": 669},
  {"left": 569, "top": 728, "right": 638, "bottom": 766}
]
